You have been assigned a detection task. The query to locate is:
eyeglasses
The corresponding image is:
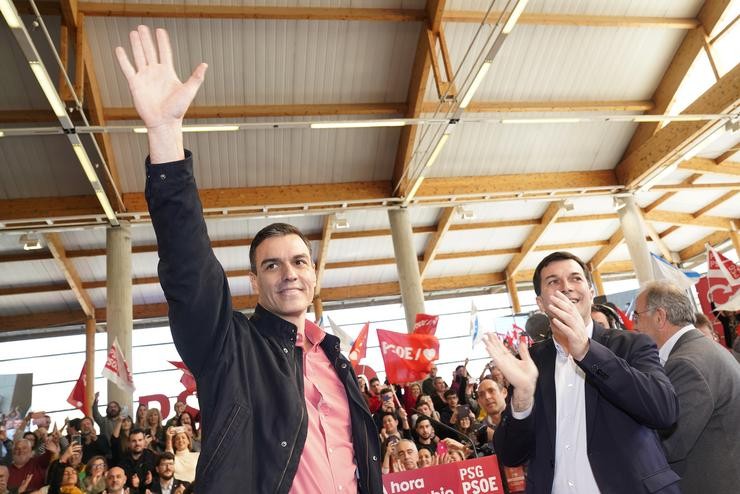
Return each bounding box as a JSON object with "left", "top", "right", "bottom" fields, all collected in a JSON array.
[{"left": 632, "top": 308, "right": 655, "bottom": 323}]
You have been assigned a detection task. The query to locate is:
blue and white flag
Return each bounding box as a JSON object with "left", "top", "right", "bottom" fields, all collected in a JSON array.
[
  {"left": 470, "top": 301, "right": 480, "bottom": 348},
  {"left": 650, "top": 253, "right": 700, "bottom": 290}
]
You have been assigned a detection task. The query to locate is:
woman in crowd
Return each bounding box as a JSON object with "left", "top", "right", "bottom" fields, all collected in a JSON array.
[
  {"left": 177, "top": 412, "right": 200, "bottom": 452},
  {"left": 454, "top": 415, "right": 480, "bottom": 450},
  {"left": 109, "top": 415, "right": 133, "bottom": 464},
  {"left": 80, "top": 456, "right": 106, "bottom": 494},
  {"left": 165, "top": 426, "right": 200, "bottom": 483},
  {"left": 134, "top": 403, "right": 148, "bottom": 430},
  {"left": 144, "top": 408, "right": 165, "bottom": 453},
  {"left": 401, "top": 382, "right": 422, "bottom": 416},
  {"left": 417, "top": 448, "right": 434, "bottom": 468}
]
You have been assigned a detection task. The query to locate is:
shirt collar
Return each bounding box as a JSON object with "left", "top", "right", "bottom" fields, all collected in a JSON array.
[
  {"left": 658, "top": 325, "right": 694, "bottom": 365},
  {"left": 295, "top": 319, "right": 326, "bottom": 350},
  {"left": 553, "top": 319, "right": 594, "bottom": 358}
]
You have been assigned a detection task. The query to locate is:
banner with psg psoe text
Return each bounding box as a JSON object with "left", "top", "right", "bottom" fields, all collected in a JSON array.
[
  {"left": 383, "top": 455, "right": 503, "bottom": 494},
  {"left": 377, "top": 329, "right": 439, "bottom": 384}
]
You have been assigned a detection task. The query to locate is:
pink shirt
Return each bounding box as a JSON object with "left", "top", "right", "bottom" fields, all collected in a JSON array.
[{"left": 291, "top": 320, "right": 358, "bottom": 494}]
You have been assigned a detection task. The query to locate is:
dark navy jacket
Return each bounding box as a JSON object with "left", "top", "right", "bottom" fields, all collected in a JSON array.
[
  {"left": 145, "top": 152, "right": 382, "bottom": 494},
  {"left": 494, "top": 324, "right": 681, "bottom": 494}
]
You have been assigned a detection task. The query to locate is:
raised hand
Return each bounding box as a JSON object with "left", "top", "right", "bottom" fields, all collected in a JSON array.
[
  {"left": 482, "top": 333, "right": 538, "bottom": 412},
  {"left": 115, "top": 26, "right": 208, "bottom": 163},
  {"left": 547, "top": 291, "right": 590, "bottom": 360}
]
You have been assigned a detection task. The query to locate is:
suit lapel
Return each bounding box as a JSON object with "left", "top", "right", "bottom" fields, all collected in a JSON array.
[
  {"left": 584, "top": 324, "right": 606, "bottom": 446},
  {"left": 537, "top": 340, "right": 558, "bottom": 447}
]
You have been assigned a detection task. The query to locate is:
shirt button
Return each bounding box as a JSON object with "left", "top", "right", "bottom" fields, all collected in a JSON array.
[
  {"left": 283, "top": 347, "right": 289, "bottom": 354},
  {"left": 338, "top": 486, "right": 342, "bottom": 491},
  {"left": 280, "top": 441, "right": 287, "bottom": 447},
  {"left": 568, "top": 481, "right": 575, "bottom": 487},
  {"left": 341, "top": 363, "right": 347, "bottom": 369},
  {"left": 159, "top": 173, "right": 166, "bottom": 180},
  {"left": 372, "top": 456, "right": 377, "bottom": 461}
]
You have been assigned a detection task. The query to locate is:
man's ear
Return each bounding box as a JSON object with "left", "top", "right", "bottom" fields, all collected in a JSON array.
[
  {"left": 535, "top": 295, "right": 545, "bottom": 313},
  {"left": 249, "top": 272, "right": 259, "bottom": 294}
]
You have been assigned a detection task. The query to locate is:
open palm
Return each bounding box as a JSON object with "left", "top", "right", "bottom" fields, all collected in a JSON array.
[
  {"left": 115, "top": 26, "right": 207, "bottom": 129},
  {"left": 482, "top": 333, "right": 538, "bottom": 392}
]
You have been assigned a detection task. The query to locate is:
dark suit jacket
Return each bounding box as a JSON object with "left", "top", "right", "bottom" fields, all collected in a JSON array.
[
  {"left": 662, "top": 329, "right": 740, "bottom": 494},
  {"left": 494, "top": 324, "right": 681, "bottom": 494},
  {"left": 148, "top": 478, "right": 190, "bottom": 494}
]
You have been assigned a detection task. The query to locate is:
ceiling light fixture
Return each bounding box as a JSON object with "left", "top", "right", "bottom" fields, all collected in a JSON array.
[
  {"left": 457, "top": 206, "right": 475, "bottom": 220},
  {"left": 29, "top": 61, "right": 67, "bottom": 118},
  {"left": 310, "top": 120, "right": 407, "bottom": 129},
  {"left": 20, "top": 233, "right": 42, "bottom": 250},
  {"left": 334, "top": 215, "right": 350, "bottom": 229},
  {"left": 639, "top": 162, "right": 680, "bottom": 192},
  {"left": 502, "top": 0, "right": 531, "bottom": 34},
  {"left": 459, "top": 61, "right": 492, "bottom": 109},
  {"left": 133, "top": 125, "right": 240, "bottom": 134},
  {"left": 0, "top": 0, "right": 22, "bottom": 28}
]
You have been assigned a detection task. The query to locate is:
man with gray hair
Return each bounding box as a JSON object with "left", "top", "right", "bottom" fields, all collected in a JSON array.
[{"left": 634, "top": 281, "right": 740, "bottom": 494}]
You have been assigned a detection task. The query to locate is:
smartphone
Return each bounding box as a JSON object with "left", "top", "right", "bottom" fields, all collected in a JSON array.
[
  {"left": 71, "top": 434, "right": 82, "bottom": 446},
  {"left": 436, "top": 440, "right": 448, "bottom": 456},
  {"left": 172, "top": 426, "right": 186, "bottom": 434},
  {"left": 120, "top": 405, "right": 129, "bottom": 418},
  {"left": 457, "top": 405, "right": 470, "bottom": 418}
]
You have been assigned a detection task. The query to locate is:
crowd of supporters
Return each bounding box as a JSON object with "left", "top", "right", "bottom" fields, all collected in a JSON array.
[{"left": 1, "top": 396, "right": 197, "bottom": 494}]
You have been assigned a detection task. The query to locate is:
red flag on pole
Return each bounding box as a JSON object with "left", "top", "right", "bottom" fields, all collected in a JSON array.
[
  {"left": 67, "top": 362, "right": 87, "bottom": 412},
  {"left": 413, "top": 314, "right": 439, "bottom": 335},
  {"left": 102, "top": 337, "right": 135, "bottom": 394},
  {"left": 169, "top": 361, "right": 197, "bottom": 393},
  {"left": 348, "top": 323, "right": 370, "bottom": 370},
  {"left": 377, "top": 329, "right": 439, "bottom": 384}
]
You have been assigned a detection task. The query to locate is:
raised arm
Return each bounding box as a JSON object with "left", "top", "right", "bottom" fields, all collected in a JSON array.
[
  {"left": 115, "top": 26, "right": 230, "bottom": 376},
  {"left": 115, "top": 25, "right": 207, "bottom": 164}
]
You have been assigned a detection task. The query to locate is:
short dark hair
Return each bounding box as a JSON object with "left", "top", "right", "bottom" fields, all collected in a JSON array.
[
  {"left": 443, "top": 389, "right": 457, "bottom": 398},
  {"left": 533, "top": 251, "right": 593, "bottom": 296},
  {"left": 157, "top": 451, "right": 175, "bottom": 466},
  {"left": 249, "top": 223, "right": 312, "bottom": 272},
  {"left": 380, "top": 411, "right": 398, "bottom": 422},
  {"left": 369, "top": 377, "right": 380, "bottom": 385},
  {"left": 129, "top": 428, "right": 146, "bottom": 439},
  {"left": 415, "top": 416, "right": 433, "bottom": 430}
]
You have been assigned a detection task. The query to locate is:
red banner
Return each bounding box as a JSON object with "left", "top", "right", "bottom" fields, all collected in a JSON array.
[
  {"left": 349, "top": 322, "right": 370, "bottom": 369},
  {"left": 169, "top": 361, "right": 197, "bottom": 394},
  {"left": 67, "top": 362, "right": 87, "bottom": 412},
  {"left": 382, "top": 455, "right": 503, "bottom": 494},
  {"left": 414, "top": 314, "right": 439, "bottom": 335},
  {"left": 377, "top": 329, "right": 439, "bottom": 384}
]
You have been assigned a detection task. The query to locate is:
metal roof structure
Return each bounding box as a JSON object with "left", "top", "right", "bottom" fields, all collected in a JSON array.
[{"left": 1, "top": 0, "right": 739, "bottom": 337}]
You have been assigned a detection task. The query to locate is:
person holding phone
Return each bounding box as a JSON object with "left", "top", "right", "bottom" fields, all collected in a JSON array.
[
  {"left": 114, "top": 25, "right": 381, "bottom": 494},
  {"left": 92, "top": 392, "right": 123, "bottom": 442}
]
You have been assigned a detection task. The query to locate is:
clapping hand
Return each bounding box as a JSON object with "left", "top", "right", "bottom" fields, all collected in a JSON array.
[{"left": 482, "top": 333, "right": 538, "bottom": 412}]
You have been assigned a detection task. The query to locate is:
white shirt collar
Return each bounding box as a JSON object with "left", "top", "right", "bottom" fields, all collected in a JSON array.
[
  {"left": 658, "top": 325, "right": 695, "bottom": 365},
  {"left": 553, "top": 319, "right": 594, "bottom": 358}
]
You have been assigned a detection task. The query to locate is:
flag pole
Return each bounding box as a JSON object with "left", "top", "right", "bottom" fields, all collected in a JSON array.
[{"left": 84, "top": 317, "right": 96, "bottom": 416}]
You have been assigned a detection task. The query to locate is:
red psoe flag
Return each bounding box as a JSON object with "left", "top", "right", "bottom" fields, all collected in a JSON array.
[
  {"left": 348, "top": 322, "right": 370, "bottom": 370},
  {"left": 413, "top": 313, "right": 439, "bottom": 335},
  {"left": 67, "top": 362, "right": 87, "bottom": 412},
  {"left": 169, "top": 361, "right": 197, "bottom": 393},
  {"left": 102, "top": 337, "right": 135, "bottom": 394},
  {"left": 377, "top": 329, "right": 439, "bottom": 384}
]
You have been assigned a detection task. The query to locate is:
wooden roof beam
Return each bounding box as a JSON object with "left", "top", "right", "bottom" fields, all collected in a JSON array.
[
  {"left": 314, "top": 214, "right": 335, "bottom": 295},
  {"left": 44, "top": 232, "right": 95, "bottom": 318},
  {"left": 0, "top": 240, "right": 617, "bottom": 297},
  {"left": 622, "top": 0, "right": 732, "bottom": 155},
  {"left": 616, "top": 61, "right": 740, "bottom": 188},
  {"left": 642, "top": 210, "right": 736, "bottom": 231},
  {"left": 678, "top": 158, "right": 740, "bottom": 177},
  {"left": 505, "top": 202, "right": 565, "bottom": 278},
  {"left": 419, "top": 207, "right": 455, "bottom": 279},
  {"left": 77, "top": 3, "right": 427, "bottom": 21},
  {"left": 679, "top": 231, "right": 731, "bottom": 260},
  {"left": 588, "top": 230, "right": 624, "bottom": 269},
  {"left": 391, "top": 0, "right": 446, "bottom": 197},
  {"left": 420, "top": 100, "right": 654, "bottom": 113},
  {"left": 443, "top": 11, "right": 699, "bottom": 29}
]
